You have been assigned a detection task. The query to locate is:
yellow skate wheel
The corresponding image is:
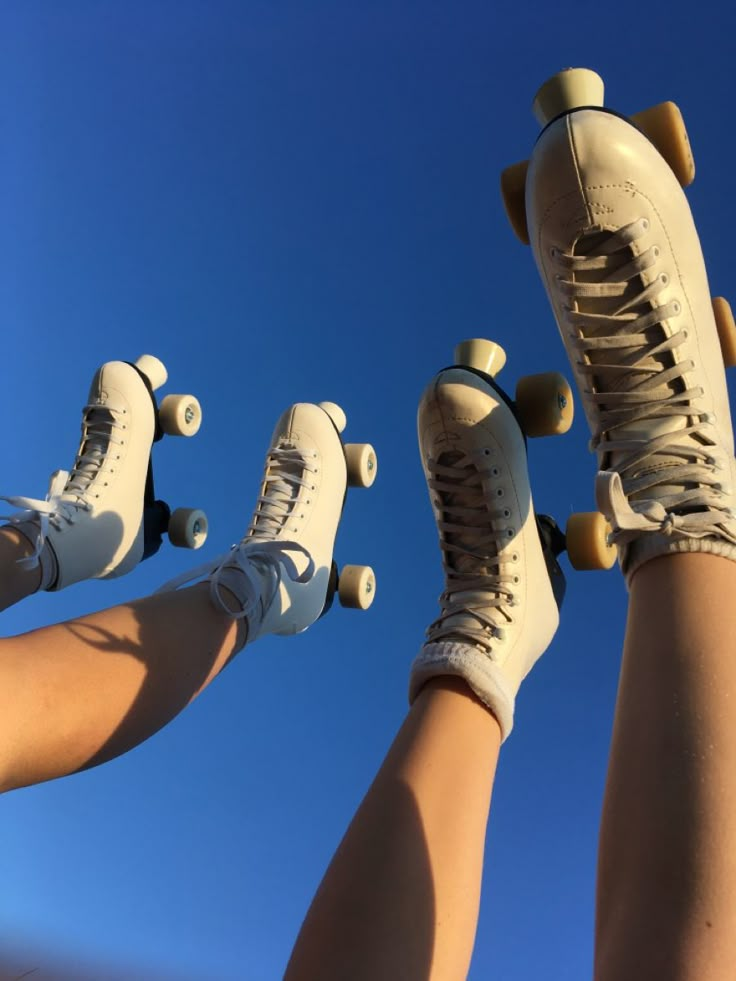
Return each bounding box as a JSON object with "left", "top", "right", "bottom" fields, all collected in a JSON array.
[
  {"left": 565, "top": 512, "right": 616, "bottom": 571},
  {"left": 500, "top": 161, "right": 530, "bottom": 245},
  {"left": 135, "top": 354, "right": 168, "bottom": 391},
  {"left": 454, "top": 339, "right": 507, "bottom": 377},
  {"left": 514, "top": 372, "right": 574, "bottom": 437},
  {"left": 532, "top": 68, "right": 605, "bottom": 125},
  {"left": 159, "top": 394, "right": 202, "bottom": 437},
  {"left": 713, "top": 297, "right": 736, "bottom": 368},
  {"left": 338, "top": 565, "right": 376, "bottom": 610},
  {"left": 169, "top": 508, "right": 208, "bottom": 549},
  {"left": 344, "top": 443, "right": 378, "bottom": 488},
  {"left": 630, "top": 102, "right": 695, "bottom": 187},
  {"left": 318, "top": 401, "right": 347, "bottom": 433}
]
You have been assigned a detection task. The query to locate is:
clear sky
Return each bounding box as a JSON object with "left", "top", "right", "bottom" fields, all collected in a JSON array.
[{"left": 2, "top": 2, "right": 734, "bottom": 978}]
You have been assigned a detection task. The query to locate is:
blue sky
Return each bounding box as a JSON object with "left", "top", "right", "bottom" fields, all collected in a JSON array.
[{"left": 1, "top": 2, "right": 734, "bottom": 978}]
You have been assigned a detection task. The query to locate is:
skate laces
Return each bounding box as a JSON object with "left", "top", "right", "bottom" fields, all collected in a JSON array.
[
  {"left": 550, "top": 218, "right": 736, "bottom": 544},
  {"left": 158, "top": 442, "right": 317, "bottom": 621},
  {"left": 0, "top": 404, "right": 126, "bottom": 568},
  {"left": 426, "top": 448, "right": 518, "bottom": 652}
]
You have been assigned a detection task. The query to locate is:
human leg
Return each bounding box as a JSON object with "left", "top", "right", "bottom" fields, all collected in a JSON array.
[
  {"left": 0, "top": 400, "right": 376, "bottom": 793},
  {"left": 286, "top": 345, "right": 571, "bottom": 980},
  {"left": 596, "top": 554, "right": 736, "bottom": 979},
  {"left": 518, "top": 68, "right": 736, "bottom": 979}
]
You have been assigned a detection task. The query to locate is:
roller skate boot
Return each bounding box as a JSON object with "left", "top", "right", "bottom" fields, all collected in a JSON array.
[
  {"left": 1, "top": 356, "right": 207, "bottom": 591},
  {"left": 409, "top": 340, "right": 614, "bottom": 740},
  {"left": 158, "top": 401, "right": 377, "bottom": 648},
  {"left": 501, "top": 68, "right": 736, "bottom": 584}
]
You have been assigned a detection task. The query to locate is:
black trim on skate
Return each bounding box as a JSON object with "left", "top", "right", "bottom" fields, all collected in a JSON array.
[
  {"left": 535, "top": 514, "right": 567, "bottom": 611},
  {"left": 126, "top": 360, "right": 170, "bottom": 561},
  {"left": 535, "top": 106, "right": 645, "bottom": 147},
  {"left": 317, "top": 405, "right": 351, "bottom": 618},
  {"left": 143, "top": 498, "right": 170, "bottom": 560},
  {"left": 319, "top": 561, "right": 339, "bottom": 620}
]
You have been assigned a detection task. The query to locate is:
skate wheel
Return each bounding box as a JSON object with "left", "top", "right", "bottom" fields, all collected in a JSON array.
[
  {"left": 159, "top": 394, "right": 202, "bottom": 437},
  {"left": 515, "top": 372, "right": 574, "bottom": 437},
  {"left": 532, "top": 68, "right": 604, "bottom": 126},
  {"left": 500, "top": 160, "right": 530, "bottom": 245},
  {"left": 338, "top": 564, "right": 376, "bottom": 610},
  {"left": 344, "top": 443, "right": 378, "bottom": 488},
  {"left": 168, "top": 508, "right": 208, "bottom": 549},
  {"left": 135, "top": 354, "right": 168, "bottom": 391},
  {"left": 318, "top": 401, "right": 347, "bottom": 433},
  {"left": 454, "top": 339, "right": 507, "bottom": 377},
  {"left": 565, "top": 512, "right": 616, "bottom": 571},
  {"left": 630, "top": 102, "right": 695, "bottom": 187},
  {"left": 713, "top": 297, "right": 736, "bottom": 368}
]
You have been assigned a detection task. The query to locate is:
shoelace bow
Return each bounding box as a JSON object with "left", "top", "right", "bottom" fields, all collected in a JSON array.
[
  {"left": 426, "top": 449, "right": 518, "bottom": 651},
  {"left": 551, "top": 218, "right": 736, "bottom": 544},
  {"left": 160, "top": 444, "right": 317, "bottom": 620},
  {"left": 1, "top": 405, "right": 126, "bottom": 568}
]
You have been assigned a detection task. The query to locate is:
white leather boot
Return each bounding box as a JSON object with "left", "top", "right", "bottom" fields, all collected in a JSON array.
[
  {"left": 2, "top": 356, "right": 207, "bottom": 590},
  {"left": 158, "top": 401, "right": 377, "bottom": 648},
  {"left": 515, "top": 68, "right": 736, "bottom": 584},
  {"left": 409, "top": 348, "right": 567, "bottom": 740}
]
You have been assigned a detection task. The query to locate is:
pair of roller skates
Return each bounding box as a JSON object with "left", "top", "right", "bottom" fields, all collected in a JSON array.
[
  {"left": 2, "top": 358, "right": 378, "bottom": 644},
  {"left": 409, "top": 66, "right": 736, "bottom": 737}
]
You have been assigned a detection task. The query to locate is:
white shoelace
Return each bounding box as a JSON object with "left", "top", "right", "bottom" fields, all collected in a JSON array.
[
  {"left": 159, "top": 444, "right": 318, "bottom": 621},
  {"left": 550, "top": 218, "right": 736, "bottom": 544},
  {"left": 1, "top": 405, "right": 126, "bottom": 568},
  {"left": 426, "top": 449, "right": 518, "bottom": 651}
]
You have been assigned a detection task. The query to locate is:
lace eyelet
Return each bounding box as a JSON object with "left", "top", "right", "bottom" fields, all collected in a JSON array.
[
  {"left": 660, "top": 273, "right": 669, "bottom": 285},
  {"left": 641, "top": 218, "right": 650, "bottom": 231},
  {"left": 491, "top": 467, "right": 500, "bottom": 477},
  {"left": 511, "top": 552, "right": 519, "bottom": 562},
  {"left": 503, "top": 508, "right": 510, "bottom": 518},
  {"left": 672, "top": 301, "right": 681, "bottom": 315},
  {"left": 507, "top": 528, "right": 514, "bottom": 538},
  {"left": 513, "top": 575, "right": 520, "bottom": 584},
  {"left": 652, "top": 245, "right": 660, "bottom": 257},
  {"left": 496, "top": 488, "right": 504, "bottom": 498}
]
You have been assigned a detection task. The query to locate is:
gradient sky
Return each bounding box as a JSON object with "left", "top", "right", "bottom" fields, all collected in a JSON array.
[{"left": 2, "top": 2, "right": 734, "bottom": 978}]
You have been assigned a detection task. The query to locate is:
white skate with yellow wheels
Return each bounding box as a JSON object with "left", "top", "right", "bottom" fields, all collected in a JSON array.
[
  {"left": 159, "top": 400, "right": 377, "bottom": 646},
  {"left": 501, "top": 68, "right": 736, "bottom": 583},
  {"left": 409, "top": 339, "right": 614, "bottom": 740},
  {"left": 2, "top": 355, "right": 208, "bottom": 591}
]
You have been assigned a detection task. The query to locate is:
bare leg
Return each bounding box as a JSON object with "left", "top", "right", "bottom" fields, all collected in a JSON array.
[
  {"left": 0, "top": 400, "right": 376, "bottom": 792},
  {"left": 0, "top": 526, "right": 43, "bottom": 612},
  {"left": 287, "top": 354, "right": 562, "bottom": 978},
  {"left": 286, "top": 678, "right": 501, "bottom": 981},
  {"left": 0, "top": 583, "right": 244, "bottom": 792},
  {"left": 595, "top": 553, "right": 736, "bottom": 980}
]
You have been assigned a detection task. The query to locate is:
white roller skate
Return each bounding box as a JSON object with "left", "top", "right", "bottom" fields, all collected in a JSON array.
[
  {"left": 501, "top": 68, "right": 736, "bottom": 583},
  {"left": 2, "top": 356, "right": 208, "bottom": 591},
  {"left": 158, "top": 401, "right": 377, "bottom": 648},
  {"left": 409, "top": 340, "right": 614, "bottom": 740}
]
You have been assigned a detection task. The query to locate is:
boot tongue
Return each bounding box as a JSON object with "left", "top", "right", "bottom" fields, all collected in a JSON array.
[
  {"left": 573, "top": 230, "right": 698, "bottom": 500},
  {"left": 250, "top": 440, "right": 302, "bottom": 538},
  {"left": 63, "top": 407, "right": 116, "bottom": 499},
  {"left": 436, "top": 451, "right": 508, "bottom": 639}
]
